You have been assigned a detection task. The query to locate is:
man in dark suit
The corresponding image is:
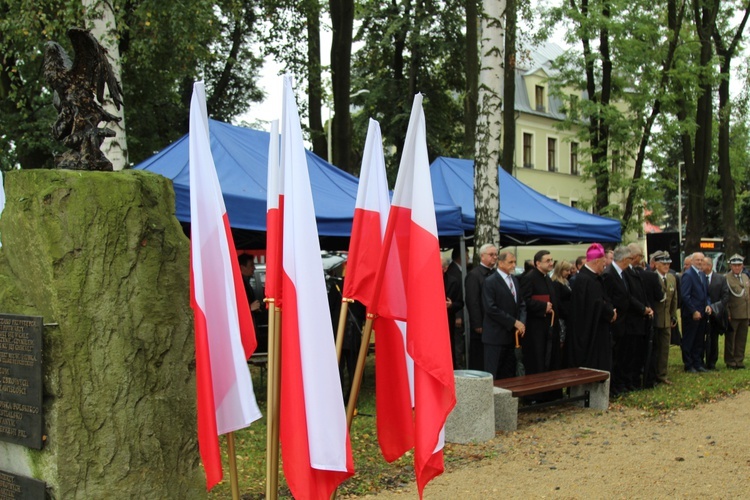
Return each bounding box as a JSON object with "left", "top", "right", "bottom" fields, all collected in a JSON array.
[
  {"left": 465, "top": 243, "right": 498, "bottom": 370},
  {"left": 238, "top": 254, "right": 262, "bottom": 323},
  {"left": 482, "top": 251, "right": 526, "bottom": 379},
  {"left": 703, "top": 256, "right": 728, "bottom": 370},
  {"left": 443, "top": 257, "right": 464, "bottom": 368},
  {"left": 680, "top": 252, "right": 712, "bottom": 373},
  {"left": 603, "top": 246, "right": 650, "bottom": 394},
  {"left": 520, "top": 250, "right": 560, "bottom": 374},
  {"left": 628, "top": 243, "right": 661, "bottom": 387},
  {"left": 568, "top": 255, "right": 586, "bottom": 286},
  {"left": 446, "top": 246, "right": 467, "bottom": 367}
]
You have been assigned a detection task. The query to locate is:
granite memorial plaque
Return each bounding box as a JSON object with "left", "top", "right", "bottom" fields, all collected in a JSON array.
[
  {"left": 0, "top": 469, "right": 45, "bottom": 499},
  {"left": 0, "top": 314, "right": 43, "bottom": 449}
]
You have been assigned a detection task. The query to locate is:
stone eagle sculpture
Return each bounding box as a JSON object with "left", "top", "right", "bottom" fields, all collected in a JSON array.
[{"left": 44, "top": 27, "right": 124, "bottom": 171}]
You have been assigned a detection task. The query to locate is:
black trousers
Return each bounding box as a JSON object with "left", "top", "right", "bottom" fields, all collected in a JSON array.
[{"left": 483, "top": 343, "right": 515, "bottom": 380}]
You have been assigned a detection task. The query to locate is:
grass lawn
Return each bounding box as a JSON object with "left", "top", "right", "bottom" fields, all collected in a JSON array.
[{"left": 208, "top": 336, "right": 750, "bottom": 499}]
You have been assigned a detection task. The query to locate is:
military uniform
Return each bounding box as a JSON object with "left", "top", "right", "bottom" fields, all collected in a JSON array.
[
  {"left": 723, "top": 255, "right": 750, "bottom": 368},
  {"left": 652, "top": 251, "right": 678, "bottom": 382}
]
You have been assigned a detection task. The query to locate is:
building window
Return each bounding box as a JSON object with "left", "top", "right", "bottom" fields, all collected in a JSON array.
[
  {"left": 523, "top": 133, "right": 533, "bottom": 168},
  {"left": 535, "top": 86, "right": 546, "bottom": 111},
  {"left": 547, "top": 138, "right": 557, "bottom": 172},
  {"left": 571, "top": 200, "right": 579, "bottom": 209},
  {"left": 570, "top": 142, "right": 579, "bottom": 175}
]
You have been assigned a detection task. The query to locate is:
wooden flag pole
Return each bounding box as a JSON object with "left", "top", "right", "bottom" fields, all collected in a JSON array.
[
  {"left": 265, "top": 301, "right": 281, "bottom": 500},
  {"left": 271, "top": 307, "right": 283, "bottom": 498},
  {"left": 345, "top": 314, "right": 375, "bottom": 427},
  {"left": 335, "top": 298, "right": 353, "bottom": 362},
  {"left": 227, "top": 432, "right": 241, "bottom": 500}
]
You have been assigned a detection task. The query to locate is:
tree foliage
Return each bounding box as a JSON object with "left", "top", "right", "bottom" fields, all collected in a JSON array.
[
  {"left": 0, "top": 0, "right": 264, "bottom": 170},
  {"left": 350, "top": 0, "right": 467, "bottom": 179}
]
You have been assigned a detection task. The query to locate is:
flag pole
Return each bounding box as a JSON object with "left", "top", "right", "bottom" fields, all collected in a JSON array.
[
  {"left": 335, "top": 298, "right": 354, "bottom": 362},
  {"left": 345, "top": 313, "right": 375, "bottom": 426},
  {"left": 227, "top": 432, "right": 241, "bottom": 500},
  {"left": 265, "top": 301, "right": 281, "bottom": 500}
]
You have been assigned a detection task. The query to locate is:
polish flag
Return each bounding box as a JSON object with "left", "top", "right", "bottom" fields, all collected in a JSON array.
[
  {"left": 278, "top": 76, "right": 354, "bottom": 500},
  {"left": 370, "top": 94, "right": 456, "bottom": 497},
  {"left": 188, "top": 81, "right": 262, "bottom": 490},
  {"left": 265, "top": 119, "right": 282, "bottom": 305},
  {"left": 343, "top": 118, "right": 393, "bottom": 304},
  {"left": 343, "top": 119, "right": 415, "bottom": 462}
]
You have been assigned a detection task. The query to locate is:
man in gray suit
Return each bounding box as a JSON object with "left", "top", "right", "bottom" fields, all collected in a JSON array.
[{"left": 482, "top": 251, "right": 526, "bottom": 379}]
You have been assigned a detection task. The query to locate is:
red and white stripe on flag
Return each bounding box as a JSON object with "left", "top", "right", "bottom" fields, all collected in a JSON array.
[
  {"left": 278, "top": 75, "right": 354, "bottom": 500},
  {"left": 188, "top": 81, "right": 262, "bottom": 490},
  {"left": 265, "top": 119, "right": 282, "bottom": 305},
  {"left": 342, "top": 119, "right": 415, "bottom": 462},
  {"left": 371, "top": 94, "right": 456, "bottom": 497}
]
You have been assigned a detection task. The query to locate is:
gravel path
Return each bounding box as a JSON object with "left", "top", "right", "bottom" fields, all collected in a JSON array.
[{"left": 366, "top": 391, "right": 750, "bottom": 498}]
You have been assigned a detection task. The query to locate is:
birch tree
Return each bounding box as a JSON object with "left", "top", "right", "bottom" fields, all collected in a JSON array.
[
  {"left": 83, "top": 0, "right": 128, "bottom": 170},
  {"left": 473, "top": 0, "right": 505, "bottom": 250}
]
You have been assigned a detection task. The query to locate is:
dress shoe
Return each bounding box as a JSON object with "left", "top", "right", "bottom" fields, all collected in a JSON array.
[
  {"left": 686, "top": 368, "right": 699, "bottom": 374},
  {"left": 697, "top": 366, "right": 710, "bottom": 373},
  {"left": 706, "top": 365, "right": 717, "bottom": 371},
  {"left": 737, "top": 364, "right": 746, "bottom": 369}
]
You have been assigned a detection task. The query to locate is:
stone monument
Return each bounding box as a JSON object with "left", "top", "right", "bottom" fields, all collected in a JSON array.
[{"left": 0, "top": 169, "right": 205, "bottom": 498}]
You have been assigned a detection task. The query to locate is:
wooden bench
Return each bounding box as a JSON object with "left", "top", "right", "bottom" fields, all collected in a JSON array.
[{"left": 492, "top": 368, "right": 610, "bottom": 430}]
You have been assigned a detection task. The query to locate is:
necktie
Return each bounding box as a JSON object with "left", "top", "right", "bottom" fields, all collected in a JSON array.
[{"left": 507, "top": 276, "right": 516, "bottom": 301}]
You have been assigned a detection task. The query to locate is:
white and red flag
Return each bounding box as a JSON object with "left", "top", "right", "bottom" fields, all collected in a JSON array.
[
  {"left": 344, "top": 119, "right": 415, "bottom": 462},
  {"left": 370, "top": 94, "right": 456, "bottom": 497},
  {"left": 265, "top": 119, "right": 282, "bottom": 305},
  {"left": 278, "top": 76, "right": 354, "bottom": 499},
  {"left": 188, "top": 81, "right": 262, "bottom": 490}
]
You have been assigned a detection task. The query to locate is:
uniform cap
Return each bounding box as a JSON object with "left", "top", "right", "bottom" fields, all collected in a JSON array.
[
  {"left": 728, "top": 254, "right": 745, "bottom": 265},
  {"left": 652, "top": 250, "right": 672, "bottom": 263}
]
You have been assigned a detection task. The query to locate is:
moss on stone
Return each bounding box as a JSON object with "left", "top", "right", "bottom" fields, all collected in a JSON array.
[{"left": 0, "top": 170, "right": 205, "bottom": 498}]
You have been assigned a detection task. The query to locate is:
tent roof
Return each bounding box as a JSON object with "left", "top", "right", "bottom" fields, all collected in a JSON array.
[
  {"left": 430, "top": 156, "right": 621, "bottom": 244},
  {"left": 133, "top": 119, "right": 465, "bottom": 240}
]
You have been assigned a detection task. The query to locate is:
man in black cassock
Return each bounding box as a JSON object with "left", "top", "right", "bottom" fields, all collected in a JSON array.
[
  {"left": 567, "top": 244, "right": 616, "bottom": 372},
  {"left": 520, "top": 250, "right": 560, "bottom": 374}
]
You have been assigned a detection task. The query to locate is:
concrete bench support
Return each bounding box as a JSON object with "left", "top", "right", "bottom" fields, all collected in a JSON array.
[
  {"left": 445, "top": 370, "right": 495, "bottom": 444},
  {"left": 493, "top": 387, "right": 518, "bottom": 432},
  {"left": 570, "top": 368, "right": 610, "bottom": 410}
]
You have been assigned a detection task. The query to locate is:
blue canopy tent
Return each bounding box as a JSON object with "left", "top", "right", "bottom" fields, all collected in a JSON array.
[
  {"left": 133, "top": 120, "right": 465, "bottom": 248},
  {"left": 430, "top": 156, "right": 621, "bottom": 244}
]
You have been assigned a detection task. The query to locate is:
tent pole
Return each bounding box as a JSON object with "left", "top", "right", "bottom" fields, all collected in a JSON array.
[{"left": 459, "top": 236, "right": 470, "bottom": 369}]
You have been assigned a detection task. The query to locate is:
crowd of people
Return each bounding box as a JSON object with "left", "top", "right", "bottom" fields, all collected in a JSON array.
[{"left": 444, "top": 243, "right": 750, "bottom": 398}]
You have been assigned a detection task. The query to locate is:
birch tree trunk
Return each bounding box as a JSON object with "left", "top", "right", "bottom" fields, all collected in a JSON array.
[
  {"left": 473, "top": 0, "right": 505, "bottom": 252},
  {"left": 83, "top": 0, "right": 128, "bottom": 170}
]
